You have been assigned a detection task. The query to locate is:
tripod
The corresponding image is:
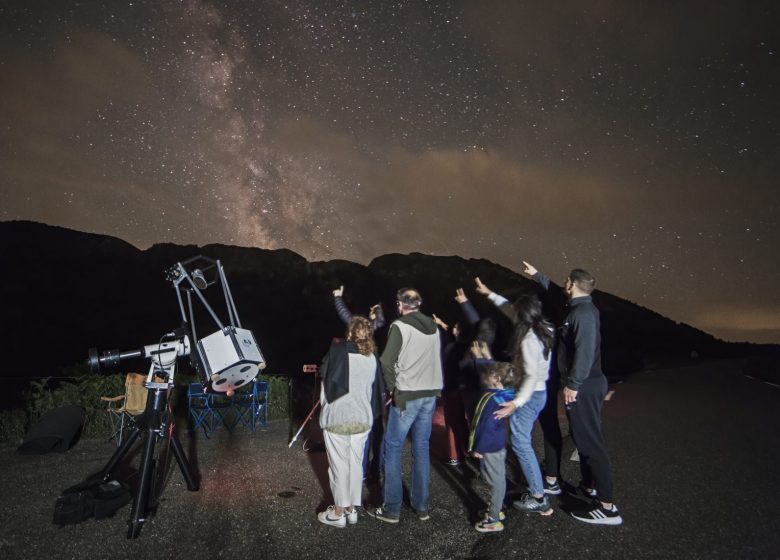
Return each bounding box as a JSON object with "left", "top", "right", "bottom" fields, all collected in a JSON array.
[{"left": 96, "top": 380, "right": 199, "bottom": 538}]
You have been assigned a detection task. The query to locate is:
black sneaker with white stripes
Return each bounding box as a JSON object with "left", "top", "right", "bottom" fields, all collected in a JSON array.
[
  {"left": 571, "top": 503, "right": 623, "bottom": 526},
  {"left": 543, "top": 478, "right": 562, "bottom": 495}
]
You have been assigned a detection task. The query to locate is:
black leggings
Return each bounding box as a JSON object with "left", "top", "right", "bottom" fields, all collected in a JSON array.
[
  {"left": 566, "top": 374, "right": 615, "bottom": 503},
  {"left": 538, "top": 373, "right": 563, "bottom": 479}
]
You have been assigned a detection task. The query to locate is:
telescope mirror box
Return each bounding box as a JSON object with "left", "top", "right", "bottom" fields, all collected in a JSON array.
[{"left": 196, "top": 327, "right": 266, "bottom": 393}]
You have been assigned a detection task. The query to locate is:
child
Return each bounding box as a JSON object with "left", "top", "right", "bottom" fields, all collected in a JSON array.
[{"left": 468, "top": 361, "right": 518, "bottom": 532}]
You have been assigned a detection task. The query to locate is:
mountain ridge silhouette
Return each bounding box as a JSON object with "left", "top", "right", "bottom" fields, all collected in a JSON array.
[{"left": 1, "top": 220, "right": 773, "bottom": 408}]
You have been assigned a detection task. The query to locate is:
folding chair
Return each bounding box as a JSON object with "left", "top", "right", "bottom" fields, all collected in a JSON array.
[
  {"left": 100, "top": 373, "right": 149, "bottom": 446},
  {"left": 232, "top": 382, "right": 257, "bottom": 432},
  {"left": 188, "top": 382, "right": 231, "bottom": 438},
  {"left": 254, "top": 380, "right": 269, "bottom": 428}
]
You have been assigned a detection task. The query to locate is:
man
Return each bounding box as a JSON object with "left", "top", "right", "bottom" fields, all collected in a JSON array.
[
  {"left": 523, "top": 261, "right": 623, "bottom": 526},
  {"left": 366, "top": 288, "right": 443, "bottom": 523}
]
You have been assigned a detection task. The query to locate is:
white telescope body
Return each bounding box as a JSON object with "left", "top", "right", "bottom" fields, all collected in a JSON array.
[
  {"left": 196, "top": 327, "right": 266, "bottom": 391},
  {"left": 167, "top": 255, "right": 265, "bottom": 393}
]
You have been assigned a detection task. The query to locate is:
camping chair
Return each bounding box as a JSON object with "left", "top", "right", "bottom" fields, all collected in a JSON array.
[
  {"left": 188, "top": 383, "right": 232, "bottom": 438},
  {"left": 232, "top": 382, "right": 257, "bottom": 432},
  {"left": 100, "top": 373, "right": 148, "bottom": 446},
  {"left": 232, "top": 379, "right": 269, "bottom": 431},
  {"left": 254, "top": 380, "right": 269, "bottom": 428}
]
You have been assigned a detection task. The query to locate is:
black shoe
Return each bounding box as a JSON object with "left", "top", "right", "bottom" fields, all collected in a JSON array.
[
  {"left": 414, "top": 509, "right": 430, "bottom": 521},
  {"left": 566, "top": 483, "right": 597, "bottom": 502},
  {"left": 365, "top": 506, "right": 399, "bottom": 524},
  {"left": 543, "top": 478, "right": 562, "bottom": 495},
  {"left": 571, "top": 503, "right": 623, "bottom": 526}
]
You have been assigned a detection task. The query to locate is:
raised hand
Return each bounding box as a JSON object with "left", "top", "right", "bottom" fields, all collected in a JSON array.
[
  {"left": 474, "top": 277, "right": 491, "bottom": 296},
  {"left": 477, "top": 340, "right": 493, "bottom": 359},
  {"left": 333, "top": 285, "right": 344, "bottom": 297},
  {"left": 432, "top": 313, "right": 449, "bottom": 331},
  {"left": 454, "top": 288, "right": 468, "bottom": 303},
  {"left": 522, "top": 261, "right": 537, "bottom": 276}
]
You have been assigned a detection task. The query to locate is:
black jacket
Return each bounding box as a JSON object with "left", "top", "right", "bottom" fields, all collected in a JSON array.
[{"left": 320, "top": 339, "right": 385, "bottom": 420}]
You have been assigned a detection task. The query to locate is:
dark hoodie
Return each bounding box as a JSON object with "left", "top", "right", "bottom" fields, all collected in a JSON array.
[{"left": 380, "top": 311, "right": 443, "bottom": 411}]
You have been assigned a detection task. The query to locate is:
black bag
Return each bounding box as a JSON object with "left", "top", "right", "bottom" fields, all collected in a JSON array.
[{"left": 53, "top": 479, "right": 132, "bottom": 526}]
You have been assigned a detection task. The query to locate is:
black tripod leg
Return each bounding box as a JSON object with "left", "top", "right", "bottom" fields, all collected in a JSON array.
[
  {"left": 127, "top": 388, "right": 165, "bottom": 539},
  {"left": 97, "top": 425, "right": 142, "bottom": 481},
  {"left": 127, "top": 421, "right": 157, "bottom": 539},
  {"left": 170, "top": 432, "right": 199, "bottom": 491}
]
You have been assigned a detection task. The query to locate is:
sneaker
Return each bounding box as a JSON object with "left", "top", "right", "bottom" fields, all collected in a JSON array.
[
  {"left": 345, "top": 508, "right": 358, "bottom": 525},
  {"left": 566, "top": 484, "right": 597, "bottom": 502},
  {"left": 365, "top": 506, "right": 400, "bottom": 524},
  {"left": 415, "top": 509, "right": 430, "bottom": 521},
  {"left": 478, "top": 509, "right": 506, "bottom": 521},
  {"left": 512, "top": 493, "right": 554, "bottom": 516},
  {"left": 317, "top": 506, "right": 346, "bottom": 528},
  {"left": 445, "top": 458, "right": 464, "bottom": 466},
  {"left": 475, "top": 517, "right": 504, "bottom": 533},
  {"left": 543, "top": 478, "right": 562, "bottom": 495},
  {"left": 571, "top": 503, "right": 623, "bottom": 526}
]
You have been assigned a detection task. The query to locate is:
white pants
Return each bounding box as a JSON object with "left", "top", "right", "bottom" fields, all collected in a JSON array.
[{"left": 323, "top": 429, "right": 370, "bottom": 508}]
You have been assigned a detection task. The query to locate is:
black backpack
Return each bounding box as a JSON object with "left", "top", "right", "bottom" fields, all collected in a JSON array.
[{"left": 53, "top": 479, "right": 132, "bottom": 526}]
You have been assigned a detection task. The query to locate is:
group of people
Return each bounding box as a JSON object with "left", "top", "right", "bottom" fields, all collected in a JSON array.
[{"left": 314, "top": 261, "right": 623, "bottom": 532}]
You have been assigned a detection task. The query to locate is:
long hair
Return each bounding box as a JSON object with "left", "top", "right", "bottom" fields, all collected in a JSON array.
[
  {"left": 347, "top": 315, "right": 376, "bottom": 356},
  {"left": 508, "top": 293, "right": 555, "bottom": 380}
]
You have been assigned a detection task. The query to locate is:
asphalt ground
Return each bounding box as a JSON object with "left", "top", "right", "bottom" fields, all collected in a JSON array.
[{"left": 0, "top": 359, "right": 778, "bottom": 560}]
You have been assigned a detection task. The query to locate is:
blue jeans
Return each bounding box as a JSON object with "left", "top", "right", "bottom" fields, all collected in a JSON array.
[
  {"left": 382, "top": 396, "right": 436, "bottom": 516},
  {"left": 509, "top": 390, "right": 547, "bottom": 496}
]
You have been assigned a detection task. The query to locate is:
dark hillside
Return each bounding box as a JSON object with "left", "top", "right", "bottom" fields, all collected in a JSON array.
[{"left": 1, "top": 220, "right": 775, "bottom": 408}]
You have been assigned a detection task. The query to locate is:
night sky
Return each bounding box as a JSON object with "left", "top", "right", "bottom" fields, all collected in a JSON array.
[{"left": 1, "top": 1, "right": 778, "bottom": 344}]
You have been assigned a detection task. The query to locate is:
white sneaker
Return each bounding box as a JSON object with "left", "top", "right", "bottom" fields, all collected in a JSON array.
[
  {"left": 346, "top": 508, "right": 358, "bottom": 525},
  {"left": 317, "top": 506, "right": 346, "bottom": 528}
]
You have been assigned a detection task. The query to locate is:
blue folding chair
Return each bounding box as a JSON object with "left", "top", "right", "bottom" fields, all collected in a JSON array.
[
  {"left": 232, "top": 381, "right": 257, "bottom": 432},
  {"left": 254, "top": 380, "right": 269, "bottom": 428},
  {"left": 188, "top": 382, "right": 230, "bottom": 438}
]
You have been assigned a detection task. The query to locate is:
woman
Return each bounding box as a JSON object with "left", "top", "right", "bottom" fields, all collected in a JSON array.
[
  {"left": 475, "top": 278, "right": 556, "bottom": 516},
  {"left": 317, "top": 316, "right": 384, "bottom": 528}
]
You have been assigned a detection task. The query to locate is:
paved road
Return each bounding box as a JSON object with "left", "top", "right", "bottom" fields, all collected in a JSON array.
[{"left": 0, "top": 359, "right": 778, "bottom": 559}]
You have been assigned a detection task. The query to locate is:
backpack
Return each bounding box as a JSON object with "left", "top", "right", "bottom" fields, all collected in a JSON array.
[{"left": 53, "top": 478, "right": 132, "bottom": 526}]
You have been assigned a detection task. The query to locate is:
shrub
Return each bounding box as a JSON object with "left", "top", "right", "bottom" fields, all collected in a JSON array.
[
  {"left": 0, "top": 409, "right": 28, "bottom": 446},
  {"left": 0, "top": 371, "right": 290, "bottom": 443},
  {"left": 259, "top": 374, "right": 290, "bottom": 421}
]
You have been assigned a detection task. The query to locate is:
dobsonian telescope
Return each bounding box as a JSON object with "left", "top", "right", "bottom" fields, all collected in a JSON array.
[{"left": 82, "top": 255, "right": 265, "bottom": 538}]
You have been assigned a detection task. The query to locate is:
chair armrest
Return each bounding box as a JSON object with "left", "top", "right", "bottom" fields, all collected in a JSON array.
[{"left": 101, "top": 395, "right": 125, "bottom": 402}]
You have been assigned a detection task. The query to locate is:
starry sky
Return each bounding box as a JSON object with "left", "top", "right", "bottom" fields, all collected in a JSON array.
[{"left": 1, "top": 1, "right": 778, "bottom": 344}]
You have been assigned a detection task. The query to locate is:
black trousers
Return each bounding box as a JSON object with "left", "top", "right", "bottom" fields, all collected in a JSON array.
[
  {"left": 538, "top": 372, "right": 563, "bottom": 478},
  {"left": 566, "top": 374, "right": 615, "bottom": 503}
]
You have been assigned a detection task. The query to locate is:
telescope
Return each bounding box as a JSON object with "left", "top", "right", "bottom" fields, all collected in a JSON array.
[
  {"left": 88, "top": 335, "right": 190, "bottom": 384},
  {"left": 90, "top": 256, "right": 265, "bottom": 392},
  {"left": 76, "top": 255, "right": 266, "bottom": 539},
  {"left": 166, "top": 255, "right": 266, "bottom": 393}
]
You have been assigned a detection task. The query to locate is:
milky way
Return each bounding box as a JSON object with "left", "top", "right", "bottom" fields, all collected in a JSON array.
[{"left": 1, "top": 0, "right": 778, "bottom": 343}]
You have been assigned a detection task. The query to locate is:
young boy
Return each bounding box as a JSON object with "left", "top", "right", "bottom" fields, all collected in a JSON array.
[{"left": 468, "top": 361, "right": 518, "bottom": 532}]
